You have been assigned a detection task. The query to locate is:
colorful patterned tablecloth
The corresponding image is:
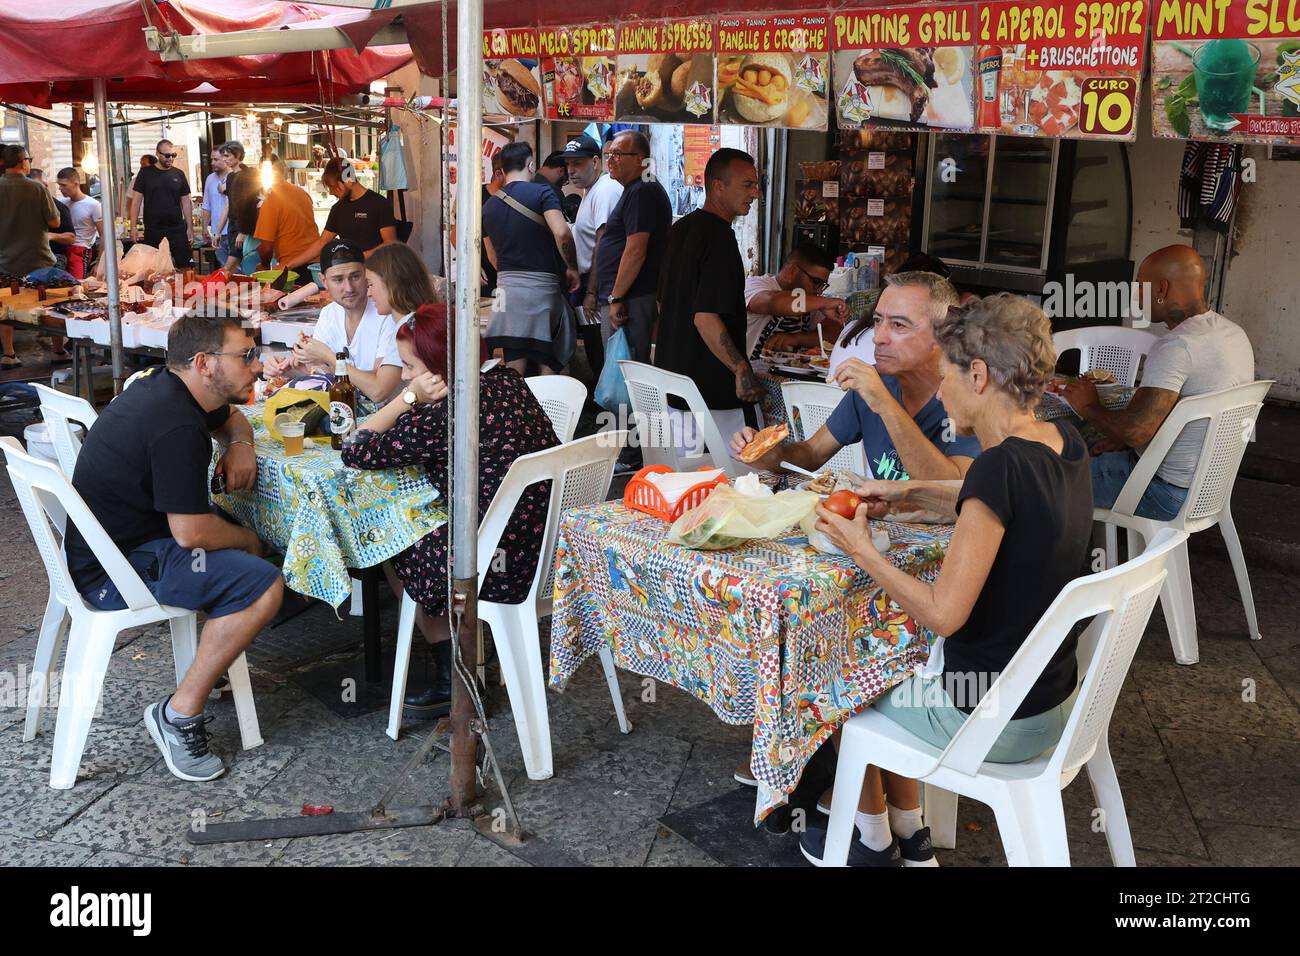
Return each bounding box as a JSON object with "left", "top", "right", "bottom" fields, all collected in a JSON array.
[
  {"left": 549, "top": 501, "right": 951, "bottom": 823},
  {"left": 213, "top": 405, "right": 448, "bottom": 607}
]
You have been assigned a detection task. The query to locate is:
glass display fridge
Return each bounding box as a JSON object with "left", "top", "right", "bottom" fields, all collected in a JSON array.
[{"left": 920, "top": 132, "right": 1134, "bottom": 330}]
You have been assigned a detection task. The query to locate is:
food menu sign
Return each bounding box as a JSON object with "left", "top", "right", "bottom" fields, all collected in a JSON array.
[
  {"left": 975, "top": 0, "right": 1148, "bottom": 140},
  {"left": 833, "top": 4, "right": 978, "bottom": 132},
  {"left": 717, "top": 15, "right": 831, "bottom": 130},
  {"left": 1151, "top": 0, "right": 1300, "bottom": 143},
  {"left": 483, "top": 27, "right": 543, "bottom": 121},
  {"left": 539, "top": 24, "right": 618, "bottom": 121},
  {"left": 614, "top": 18, "right": 717, "bottom": 124}
]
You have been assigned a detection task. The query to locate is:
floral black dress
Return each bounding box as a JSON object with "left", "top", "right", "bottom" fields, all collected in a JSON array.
[{"left": 342, "top": 366, "right": 559, "bottom": 615}]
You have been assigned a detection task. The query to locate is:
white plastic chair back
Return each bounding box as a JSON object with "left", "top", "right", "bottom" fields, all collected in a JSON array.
[
  {"left": 619, "top": 360, "right": 739, "bottom": 476},
  {"left": 476, "top": 431, "right": 627, "bottom": 619},
  {"left": 1107, "top": 381, "right": 1271, "bottom": 531},
  {"left": 525, "top": 374, "right": 587, "bottom": 444},
  {"left": 780, "top": 380, "right": 866, "bottom": 475},
  {"left": 921, "top": 527, "right": 1185, "bottom": 781},
  {"left": 33, "top": 383, "right": 97, "bottom": 476},
  {"left": 1052, "top": 326, "right": 1157, "bottom": 388},
  {"left": 0, "top": 437, "right": 157, "bottom": 615}
]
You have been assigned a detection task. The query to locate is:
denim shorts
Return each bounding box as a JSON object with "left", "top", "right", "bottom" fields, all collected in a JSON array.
[
  {"left": 82, "top": 537, "right": 280, "bottom": 619},
  {"left": 873, "top": 675, "right": 1076, "bottom": 763},
  {"left": 1090, "top": 450, "right": 1188, "bottom": 520}
]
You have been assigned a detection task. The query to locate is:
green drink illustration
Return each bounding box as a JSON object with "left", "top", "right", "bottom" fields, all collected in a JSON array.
[{"left": 1192, "top": 39, "right": 1261, "bottom": 131}]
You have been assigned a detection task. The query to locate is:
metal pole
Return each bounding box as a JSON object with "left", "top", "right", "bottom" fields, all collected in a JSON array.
[
  {"left": 94, "top": 79, "right": 124, "bottom": 394},
  {"left": 448, "top": 0, "right": 483, "bottom": 814}
]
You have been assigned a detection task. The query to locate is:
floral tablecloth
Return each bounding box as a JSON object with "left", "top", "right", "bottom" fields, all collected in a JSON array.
[
  {"left": 213, "top": 406, "right": 447, "bottom": 607},
  {"left": 549, "top": 501, "right": 951, "bottom": 823}
]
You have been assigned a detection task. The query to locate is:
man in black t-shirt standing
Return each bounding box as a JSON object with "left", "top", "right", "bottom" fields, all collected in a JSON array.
[
  {"left": 278, "top": 157, "right": 399, "bottom": 274},
  {"left": 64, "top": 312, "right": 283, "bottom": 782},
  {"left": 589, "top": 130, "right": 671, "bottom": 366},
  {"left": 129, "top": 139, "right": 194, "bottom": 268},
  {"left": 655, "top": 148, "right": 765, "bottom": 448}
]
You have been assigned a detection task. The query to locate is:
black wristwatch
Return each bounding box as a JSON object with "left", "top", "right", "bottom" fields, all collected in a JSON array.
[{"left": 608, "top": 294, "right": 625, "bottom": 305}]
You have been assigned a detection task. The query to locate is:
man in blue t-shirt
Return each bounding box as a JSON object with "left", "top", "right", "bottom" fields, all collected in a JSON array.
[{"left": 732, "top": 271, "right": 981, "bottom": 480}]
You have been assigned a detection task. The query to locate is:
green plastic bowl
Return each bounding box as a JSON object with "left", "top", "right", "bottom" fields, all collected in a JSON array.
[{"left": 252, "top": 269, "right": 300, "bottom": 285}]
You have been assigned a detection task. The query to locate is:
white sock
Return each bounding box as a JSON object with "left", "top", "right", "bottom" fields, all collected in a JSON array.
[
  {"left": 888, "top": 803, "right": 924, "bottom": 840},
  {"left": 854, "top": 810, "right": 892, "bottom": 851}
]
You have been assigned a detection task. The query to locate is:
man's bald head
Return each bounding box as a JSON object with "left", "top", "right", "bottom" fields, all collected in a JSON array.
[{"left": 1137, "top": 244, "right": 1208, "bottom": 328}]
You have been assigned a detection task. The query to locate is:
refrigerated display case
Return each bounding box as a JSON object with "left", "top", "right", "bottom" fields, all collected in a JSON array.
[{"left": 920, "top": 132, "right": 1133, "bottom": 329}]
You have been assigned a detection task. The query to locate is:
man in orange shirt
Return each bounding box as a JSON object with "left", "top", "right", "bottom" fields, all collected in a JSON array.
[{"left": 254, "top": 159, "right": 319, "bottom": 270}]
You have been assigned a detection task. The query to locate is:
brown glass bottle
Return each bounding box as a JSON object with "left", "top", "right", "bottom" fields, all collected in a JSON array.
[{"left": 329, "top": 352, "right": 357, "bottom": 450}]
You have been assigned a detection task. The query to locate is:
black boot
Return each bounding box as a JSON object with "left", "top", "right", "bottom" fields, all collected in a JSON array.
[{"left": 403, "top": 640, "right": 452, "bottom": 720}]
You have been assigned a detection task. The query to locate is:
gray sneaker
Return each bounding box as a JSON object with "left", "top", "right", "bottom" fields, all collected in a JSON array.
[{"left": 144, "top": 697, "right": 226, "bottom": 782}]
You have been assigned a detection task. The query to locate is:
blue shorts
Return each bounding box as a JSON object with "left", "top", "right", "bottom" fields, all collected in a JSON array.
[
  {"left": 1090, "top": 450, "right": 1188, "bottom": 521},
  {"left": 82, "top": 538, "right": 281, "bottom": 619}
]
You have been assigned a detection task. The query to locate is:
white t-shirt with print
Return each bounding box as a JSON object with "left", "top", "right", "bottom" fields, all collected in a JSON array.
[
  {"left": 828, "top": 325, "right": 876, "bottom": 377},
  {"left": 573, "top": 173, "right": 623, "bottom": 274},
  {"left": 312, "top": 301, "right": 401, "bottom": 371},
  {"left": 744, "top": 273, "right": 810, "bottom": 359},
  {"left": 1139, "top": 310, "right": 1254, "bottom": 487}
]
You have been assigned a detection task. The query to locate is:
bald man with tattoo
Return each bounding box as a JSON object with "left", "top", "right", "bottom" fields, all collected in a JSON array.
[{"left": 1052, "top": 244, "right": 1255, "bottom": 519}]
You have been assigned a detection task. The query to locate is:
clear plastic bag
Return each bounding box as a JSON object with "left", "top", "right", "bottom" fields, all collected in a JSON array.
[{"left": 667, "top": 486, "right": 820, "bottom": 550}]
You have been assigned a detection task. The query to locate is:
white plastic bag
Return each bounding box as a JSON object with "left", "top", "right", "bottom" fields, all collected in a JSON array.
[{"left": 668, "top": 487, "right": 820, "bottom": 551}]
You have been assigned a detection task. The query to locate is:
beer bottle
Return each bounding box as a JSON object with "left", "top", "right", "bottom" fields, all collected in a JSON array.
[{"left": 329, "top": 352, "right": 357, "bottom": 450}]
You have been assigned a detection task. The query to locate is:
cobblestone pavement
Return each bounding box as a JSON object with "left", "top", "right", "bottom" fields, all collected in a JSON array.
[{"left": 1, "top": 384, "right": 1297, "bottom": 867}]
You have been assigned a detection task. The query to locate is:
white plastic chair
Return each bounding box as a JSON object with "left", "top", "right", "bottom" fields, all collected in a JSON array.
[
  {"left": 780, "top": 380, "right": 867, "bottom": 476},
  {"left": 1095, "top": 380, "right": 1272, "bottom": 665},
  {"left": 619, "top": 360, "right": 745, "bottom": 477},
  {"left": 0, "top": 437, "right": 263, "bottom": 789},
  {"left": 820, "top": 527, "right": 1187, "bottom": 867},
  {"left": 1052, "top": 326, "right": 1157, "bottom": 388},
  {"left": 387, "top": 432, "right": 632, "bottom": 780},
  {"left": 525, "top": 374, "right": 587, "bottom": 444},
  {"left": 33, "top": 383, "right": 98, "bottom": 476}
]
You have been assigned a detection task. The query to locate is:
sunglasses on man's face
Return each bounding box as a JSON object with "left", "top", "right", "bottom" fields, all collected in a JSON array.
[
  {"left": 160, "top": 152, "right": 178, "bottom": 159},
  {"left": 191, "top": 347, "right": 259, "bottom": 365},
  {"left": 797, "top": 264, "right": 830, "bottom": 292}
]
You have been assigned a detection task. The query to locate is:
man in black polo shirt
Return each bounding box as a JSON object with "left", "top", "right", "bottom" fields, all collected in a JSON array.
[
  {"left": 65, "top": 312, "right": 283, "bottom": 782},
  {"left": 278, "top": 157, "right": 398, "bottom": 274},
  {"left": 128, "top": 138, "right": 194, "bottom": 268},
  {"left": 589, "top": 130, "right": 671, "bottom": 366},
  {"left": 655, "top": 148, "right": 764, "bottom": 448}
]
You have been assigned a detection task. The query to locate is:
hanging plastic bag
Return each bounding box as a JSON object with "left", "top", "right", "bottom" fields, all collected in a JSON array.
[
  {"left": 594, "top": 327, "right": 632, "bottom": 411},
  {"left": 668, "top": 487, "right": 820, "bottom": 551},
  {"left": 378, "top": 126, "right": 410, "bottom": 191}
]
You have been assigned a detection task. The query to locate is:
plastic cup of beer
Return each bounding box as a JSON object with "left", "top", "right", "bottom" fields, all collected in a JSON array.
[{"left": 279, "top": 420, "right": 306, "bottom": 457}]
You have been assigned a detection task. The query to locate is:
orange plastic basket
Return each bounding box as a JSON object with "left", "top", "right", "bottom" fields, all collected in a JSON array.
[{"left": 623, "top": 465, "right": 729, "bottom": 523}]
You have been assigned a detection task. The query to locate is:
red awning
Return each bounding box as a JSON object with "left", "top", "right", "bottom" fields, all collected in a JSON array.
[{"left": 0, "top": 0, "right": 411, "bottom": 106}]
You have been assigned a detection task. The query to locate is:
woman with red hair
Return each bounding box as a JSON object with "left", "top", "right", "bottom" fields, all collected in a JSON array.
[{"left": 343, "top": 297, "right": 559, "bottom": 718}]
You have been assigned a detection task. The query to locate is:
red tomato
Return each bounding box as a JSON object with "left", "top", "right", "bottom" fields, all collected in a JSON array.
[{"left": 824, "top": 490, "right": 862, "bottom": 519}]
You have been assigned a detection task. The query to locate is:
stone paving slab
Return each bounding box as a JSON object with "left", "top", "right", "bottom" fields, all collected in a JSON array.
[
  {"left": 0, "top": 765, "right": 117, "bottom": 840},
  {"left": 276, "top": 820, "right": 474, "bottom": 867},
  {"left": 1159, "top": 729, "right": 1300, "bottom": 831},
  {"left": 51, "top": 785, "right": 292, "bottom": 865}
]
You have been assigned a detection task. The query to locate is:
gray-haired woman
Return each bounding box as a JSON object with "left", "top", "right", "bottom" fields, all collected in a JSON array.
[{"left": 803, "top": 293, "right": 1094, "bottom": 867}]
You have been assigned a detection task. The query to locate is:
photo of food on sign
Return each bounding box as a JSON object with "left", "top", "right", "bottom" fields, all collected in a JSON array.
[
  {"left": 716, "top": 16, "right": 831, "bottom": 130},
  {"left": 833, "top": 4, "right": 977, "bottom": 132},
  {"left": 615, "top": 19, "right": 717, "bottom": 124},
  {"left": 540, "top": 26, "right": 618, "bottom": 121},
  {"left": 483, "top": 29, "right": 543, "bottom": 121},
  {"left": 975, "top": 0, "right": 1146, "bottom": 141}
]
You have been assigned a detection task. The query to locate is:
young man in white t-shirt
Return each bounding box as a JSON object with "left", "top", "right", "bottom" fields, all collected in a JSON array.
[
  {"left": 1054, "top": 244, "right": 1255, "bottom": 520},
  {"left": 744, "top": 244, "right": 847, "bottom": 360},
  {"left": 565, "top": 134, "right": 623, "bottom": 381},
  {"left": 263, "top": 239, "right": 403, "bottom": 404},
  {"left": 55, "top": 168, "right": 103, "bottom": 281}
]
